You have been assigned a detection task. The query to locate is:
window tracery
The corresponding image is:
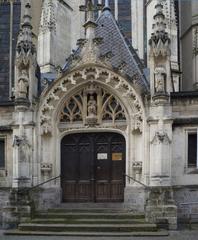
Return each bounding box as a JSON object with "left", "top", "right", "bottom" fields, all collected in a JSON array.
[
  {"left": 59, "top": 86, "right": 126, "bottom": 126},
  {"left": 60, "top": 92, "right": 83, "bottom": 123},
  {"left": 101, "top": 90, "right": 126, "bottom": 123}
]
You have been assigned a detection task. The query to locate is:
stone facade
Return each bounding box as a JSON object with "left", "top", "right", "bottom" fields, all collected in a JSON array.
[{"left": 0, "top": 0, "right": 198, "bottom": 231}]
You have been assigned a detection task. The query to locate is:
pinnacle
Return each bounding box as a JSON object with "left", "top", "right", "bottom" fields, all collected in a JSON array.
[
  {"left": 103, "top": 0, "right": 111, "bottom": 12},
  {"left": 22, "top": 2, "right": 32, "bottom": 29}
]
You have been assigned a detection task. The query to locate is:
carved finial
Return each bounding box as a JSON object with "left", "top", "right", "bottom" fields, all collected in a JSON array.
[
  {"left": 149, "top": 0, "right": 170, "bottom": 57},
  {"left": 79, "top": 0, "right": 102, "bottom": 39},
  {"left": 22, "top": 3, "right": 32, "bottom": 29},
  {"left": 154, "top": 0, "right": 166, "bottom": 34},
  {"left": 103, "top": 0, "right": 111, "bottom": 12},
  {"left": 86, "top": 0, "right": 94, "bottom": 22},
  {"left": 39, "top": 0, "right": 56, "bottom": 33}
]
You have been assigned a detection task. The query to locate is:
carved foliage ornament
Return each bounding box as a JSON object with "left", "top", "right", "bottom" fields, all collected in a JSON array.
[
  {"left": 39, "top": 67, "right": 144, "bottom": 134},
  {"left": 40, "top": 0, "right": 56, "bottom": 33}
]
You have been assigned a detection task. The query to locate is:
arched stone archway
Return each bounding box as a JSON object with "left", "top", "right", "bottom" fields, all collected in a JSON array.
[
  {"left": 39, "top": 65, "right": 145, "bottom": 135},
  {"left": 37, "top": 65, "right": 147, "bottom": 204}
]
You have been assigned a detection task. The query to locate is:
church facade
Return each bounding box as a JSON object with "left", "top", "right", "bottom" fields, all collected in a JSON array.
[{"left": 0, "top": 0, "right": 198, "bottom": 230}]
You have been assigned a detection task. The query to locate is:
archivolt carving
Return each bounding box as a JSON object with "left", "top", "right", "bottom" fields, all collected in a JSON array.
[{"left": 39, "top": 66, "right": 144, "bottom": 134}]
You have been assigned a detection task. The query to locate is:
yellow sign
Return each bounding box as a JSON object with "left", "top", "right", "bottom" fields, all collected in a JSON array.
[{"left": 112, "top": 153, "right": 122, "bottom": 161}]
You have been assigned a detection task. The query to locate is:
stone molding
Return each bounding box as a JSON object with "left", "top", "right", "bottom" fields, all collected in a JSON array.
[{"left": 39, "top": 65, "right": 145, "bottom": 135}]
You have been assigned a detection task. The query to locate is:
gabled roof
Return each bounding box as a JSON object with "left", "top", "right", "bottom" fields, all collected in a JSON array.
[
  {"left": 95, "top": 9, "right": 149, "bottom": 93},
  {"left": 62, "top": 7, "right": 150, "bottom": 94}
]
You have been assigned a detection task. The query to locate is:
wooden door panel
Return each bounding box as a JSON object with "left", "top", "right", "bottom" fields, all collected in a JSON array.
[
  {"left": 77, "top": 181, "right": 91, "bottom": 201},
  {"left": 96, "top": 182, "right": 111, "bottom": 202},
  {"left": 79, "top": 143, "right": 92, "bottom": 180},
  {"left": 110, "top": 181, "right": 124, "bottom": 201},
  {"left": 61, "top": 134, "right": 92, "bottom": 202},
  {"left": 62, "top": 181, "right": 76, "bottom": 202},
  {"left": 61, "top": 132, "right": 125, "bottom": 202}
]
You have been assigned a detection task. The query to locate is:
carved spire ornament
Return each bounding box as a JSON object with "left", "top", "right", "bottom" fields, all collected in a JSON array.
[
  {"left": 149, "top": 0, "right": 172, "bottom": 102},
  {"left": 37, "top": 0, "right": 57, "bottom": 73},
  {"left": 39, "top": 0, "right": 56, "bottom": 34},
  {"left": 66, "top": 1, "right": 103, "bottom": 68},
  {"left": 149, "top": 0, "right": 171, "bottom": 58},
  {"left": 15, "top": 3, "right": 37, "bottom": 107},
  {"left": 80, "top": 0, "right": 102, "bottom": 39}
]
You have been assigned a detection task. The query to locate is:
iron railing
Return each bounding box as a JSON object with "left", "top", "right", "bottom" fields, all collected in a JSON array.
[
  {"left": 18, "top": 175, "right": 61, "bottom": 194},
  {"left": 123, "top": 174, "right": 149, "bottom": 189}
]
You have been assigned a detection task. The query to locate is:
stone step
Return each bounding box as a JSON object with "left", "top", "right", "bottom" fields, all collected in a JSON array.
[
  {"left": 35, "top": 212, "right": 145, "bottom": 219},
  {"left": 48, "top": 208, "right": 131, "bottom": 213},
  {"left": 30, "top": 218, "right": 146, "bottom": 224},
  {"left": 56, "top": 203, "right": 126, "bottom": 209},
  {"left": 18, "top": 223, "right": 157, "bottom": 232},
  {"left": 5, "top": 230, "right": 169, "bottom": 237}
]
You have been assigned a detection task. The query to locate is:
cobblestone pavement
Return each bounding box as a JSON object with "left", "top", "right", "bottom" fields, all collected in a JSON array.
[{"left": 1, "top": 230, "right": 198, "bottom": 240}]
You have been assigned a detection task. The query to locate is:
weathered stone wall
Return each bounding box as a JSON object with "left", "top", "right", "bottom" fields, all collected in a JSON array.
[
  {"left": 174, "top": 187, "right": 198, "bottom": 219},
  {"left": 0, "top": 189, "right": 10, "bottom": 228},
  {"left": 124, "top": 186, "right": 147, "bottom": 213},
  {"left": 30, "top": 187, "right": 62, "bottom": 211}
]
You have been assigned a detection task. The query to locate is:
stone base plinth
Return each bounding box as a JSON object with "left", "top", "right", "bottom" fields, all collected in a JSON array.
[
  {"left": 145, "top": 187, "right": 177, "bottom": 230},
  {"left": 2, "top": 188, "right": 32, "bottom": 229}
]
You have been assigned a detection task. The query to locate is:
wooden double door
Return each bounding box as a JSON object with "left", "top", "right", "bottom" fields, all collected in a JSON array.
[{"left": 61, "top": 132, "right": 126, "bottom": 202}]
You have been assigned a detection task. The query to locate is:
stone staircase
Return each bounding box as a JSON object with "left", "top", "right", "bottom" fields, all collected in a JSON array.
[{"left": 5, "top": 207, "right": 169, "bottom": 237}]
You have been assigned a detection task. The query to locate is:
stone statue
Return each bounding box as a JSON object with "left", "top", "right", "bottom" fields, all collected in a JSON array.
[
  {"left": 87, "top": 95, "right": 97, "bottom": 117},
  {"left": 17, "top": 69, "right": 29, "bottom": 99},
  {"left": 154, "top": 66, "right": 166, "bottom": 93}
]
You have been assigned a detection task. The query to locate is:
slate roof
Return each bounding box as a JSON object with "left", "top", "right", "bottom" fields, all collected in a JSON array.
[
  {"left": 96, "top": 9, "right": 149, "bottom": 93},
  {"left": 63, "top": 8, "right": 150, "bottom": 94}
]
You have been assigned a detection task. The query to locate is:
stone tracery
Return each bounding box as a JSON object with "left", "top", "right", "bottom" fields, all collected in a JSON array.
[
  {"left": 59, "top": 86, "right": 126, "bottom": 127},
  {"left": 60, "top": 92, "right": 83, "bottom": 123},
  {"left": 39, "top": 66, "right": 144, "bottom": 134}
]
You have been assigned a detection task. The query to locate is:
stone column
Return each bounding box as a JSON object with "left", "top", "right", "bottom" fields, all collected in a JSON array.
[
  {"left": 146, "top": 1, "right": 177, "bottom": 230},
  {"left": 132, "top": 161, "right": 142, "bottom": 183},
  {"left": 131, "top": 0, "right": 144, "bottom": 59},
  {"left": 115, "top": 0, "right": 118, "bottom": 21},
  {"left": 149, "top": 117, "right": 172, "bottom": 187}
]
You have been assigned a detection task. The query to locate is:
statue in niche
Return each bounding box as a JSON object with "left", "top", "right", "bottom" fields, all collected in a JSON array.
[
  {"left": 13, "top": 135, "right": 31, "bottom": 163},
  {"left": 17, "top": 69, "right": 29, "bottom": 99},
  {"left": 87, "top": 95, "right": 97, "bottom": 117},
  {"left": 154, "top": 66, "right": 166, "bottom": 93}
]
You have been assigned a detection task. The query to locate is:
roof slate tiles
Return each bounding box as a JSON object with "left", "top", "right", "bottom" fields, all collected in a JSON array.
[{"left": 63, "top": 8, "right": 150, "bottom": 94}]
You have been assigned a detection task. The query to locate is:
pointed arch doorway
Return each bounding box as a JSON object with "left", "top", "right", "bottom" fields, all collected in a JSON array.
[{"left": 61, "top": 132, "right": 126, "bottom": 202}]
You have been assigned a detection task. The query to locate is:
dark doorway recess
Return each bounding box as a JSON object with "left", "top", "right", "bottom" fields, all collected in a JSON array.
[{"left": 61, "top": 132, "right": 126, "bottom": 202}]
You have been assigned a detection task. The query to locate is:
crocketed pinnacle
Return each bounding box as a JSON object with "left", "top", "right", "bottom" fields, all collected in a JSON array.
[
  {"left": 22, "top": 3, "right": 32, "bottom": 29},
  {"left": 149, "top": 0, "right": 170, "bottom": 56},
  {"left": 80, "top": 0, "right": 98, "bottom": 39}
]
